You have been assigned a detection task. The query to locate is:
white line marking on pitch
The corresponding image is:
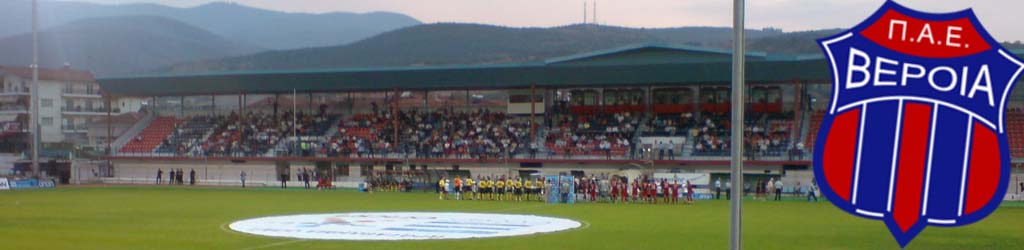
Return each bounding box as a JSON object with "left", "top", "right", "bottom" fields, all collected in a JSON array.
[{"left": 238, "top": 239, "right": 308, "bottom": 250}]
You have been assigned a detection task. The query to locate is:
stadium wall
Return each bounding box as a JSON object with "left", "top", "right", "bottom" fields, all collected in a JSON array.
[{"left": 104, "top": 159, "right": 813, "bottom": 191}]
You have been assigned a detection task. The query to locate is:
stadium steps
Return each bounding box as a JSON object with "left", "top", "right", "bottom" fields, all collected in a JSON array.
[
  {"left": 118, "top": 117, "right": 180, "bottom": 154},
  {"left": 797, "top": 108, "right": 811, "bottom": 148},
  {"left": 322, "top": 115, "right": 345, "bottom": 139},
  {"left": 111, "top": 113, "right": 155, "bottom": 153}
]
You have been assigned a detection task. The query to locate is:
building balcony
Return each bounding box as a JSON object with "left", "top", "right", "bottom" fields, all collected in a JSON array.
[
  {"left": 61, "top": 107, "right": 118, "bottom": 115},
  {"left": 0, "top": 106, "right": 28, "bottom": 114},
  {"left": 61, "top": 125, "right": 88, "bottom": 133},
  {"left": 61, "top": 91, "right": 103, "bottom": 98},
  {"left": 0, "top": 90, "right": 30, "bottom": 96}
]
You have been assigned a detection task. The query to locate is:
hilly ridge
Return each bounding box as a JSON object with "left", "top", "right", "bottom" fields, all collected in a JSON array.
[
  {"left": 0, "top": 16, "right": 261, "bottom": 76},
  {"left": 160, "top": 23, "right": 790, "bottom": 73},
  {"left": 0, "top": 0, "right": 422, "bottom": 50}
]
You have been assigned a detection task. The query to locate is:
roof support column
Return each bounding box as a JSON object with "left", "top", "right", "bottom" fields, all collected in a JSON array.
[
  {"left": 106, "top": 96, "right": 112, "bottom": 156},
  {"left": 530, "top": 84, "right": 536, "bottom": 142},
  {"left": 423, "top": 90, "right": 429, "bottom": 113},
  {"left": 242, "top": 93, "right": 247, "bottom": 115},
  {"left": 645, "top": 86, "right": 652, "bottom": 114},
  {"left": 237, "top": 93, "right": 242, "bottom": 117},
  {"left": 292, "top": 89, "right": 297, "bottom": 156},
  {"left": 692, "top": 87, "right": 700, "bottom": 114},
  {"left": 180, "top": 96, "right": 185, "bottom": 117},
  {"left": 392, "top": 88, "right": 399, "bottom": 157}
]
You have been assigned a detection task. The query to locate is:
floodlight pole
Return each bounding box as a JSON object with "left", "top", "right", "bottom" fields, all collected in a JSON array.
[
  {"left": 729, "top": 0, "right": 746, "bottom": 250},
  {"left": 30, "top": 0, "right": 40, "bottom": 176}
]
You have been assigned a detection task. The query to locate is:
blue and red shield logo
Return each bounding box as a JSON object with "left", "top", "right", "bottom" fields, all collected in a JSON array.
[{"left": 813, "top": 1, "right": 1022, "bottom": 247}]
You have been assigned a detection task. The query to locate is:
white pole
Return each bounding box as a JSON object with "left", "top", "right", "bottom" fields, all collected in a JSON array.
[
  {"left": 730, "top": 0, "right": 746, "bottom": 249},
  {"left": 30, "top": 0, "right": 40, "bottom": 176}
]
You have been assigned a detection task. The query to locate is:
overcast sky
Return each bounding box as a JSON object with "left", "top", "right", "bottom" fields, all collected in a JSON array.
[{"left": 72, "top": 0, "right": 1024, "bottom": 42}]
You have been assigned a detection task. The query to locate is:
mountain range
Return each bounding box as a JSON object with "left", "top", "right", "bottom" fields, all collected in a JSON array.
[
  {"left": 0, "top": 15, "right": 261, "bottom": 76},
  {"left": 6, "top": 1, "right": 1020, "bottom": 77},
  {"left": 0, "top": 0, "right": 422, "bottom": 50},
  {"left": 159, "top": 23, "right": 792, "bottom": 73}
]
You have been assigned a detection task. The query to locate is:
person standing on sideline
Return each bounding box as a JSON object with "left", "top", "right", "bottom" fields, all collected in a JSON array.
[
  {"left": 168, "top": 169, "right": 175, "bottom": 185},
  {"left": 668, "top": 140, "right": 675, "bottom": 160},
  {"left": 177, "top": 168, "right": 184, "bottom": 185},
  {"left": 189, "top": 169, "right": 196, "bottom": 186},
  {"left": 280, "top": 172, "right": 288, "bottom": 189},
  {"left": 156, "top": 169, "right": 163, "bottom": 184},
  {"left": 240, "top": 171, "right": 247, "bottom": 188},
  {"left": 303, "top": 169, "right": 311, "bottom": 189},
  {"left": 774, "top": 178, "right": 783, "bottom": 201},
  {"left": 657, "top": 141, "right": 665, "bottom": 160},
  {"left": 725, "top": 178, "right": 732, "bottom": 200},
  {"left": 806, "top": 181, "right": 818, "bottom": 202},
  {"left": 714, "top": 177, "right": 722, "bottom": 200}
]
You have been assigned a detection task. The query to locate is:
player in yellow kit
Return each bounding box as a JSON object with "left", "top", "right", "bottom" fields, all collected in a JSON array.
[
  {"left": 488, "top": 177, "right": 496, "bottom": 200},
  {"left": 524, "top": 177, "right": 534, "bottom": 201},
  {"left": 505, "top": 178, "right": 515, "bottom": 201},
  {"left": 495, "top": 178, "right": 505, "bottom": 201},
  {"left": 465, "top": 176, "right": 475, "bottom": 201},
  {"left": 477, "top": 177, "right": 485, "bottom": 199},
  {"left": 438, "top": 177, "right": 447, "bottom": 200},
  {"left": 513, "top": 177, "right": 524, "bottom": 201}
]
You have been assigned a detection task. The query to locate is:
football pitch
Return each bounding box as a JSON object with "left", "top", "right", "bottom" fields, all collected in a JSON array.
[{"left": 1, "top": 186, "right": 1021, "bottom": 250}]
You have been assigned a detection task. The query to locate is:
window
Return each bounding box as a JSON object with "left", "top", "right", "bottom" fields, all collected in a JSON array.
[
  {"left": 41, "top": 117, "right": 54, "bottom": 126},
  {"left": 41, "top": 98, "right": 53, "bottom": 108},
  {"left": 336, "top": 164, "right": 350, "bottom": 177}
]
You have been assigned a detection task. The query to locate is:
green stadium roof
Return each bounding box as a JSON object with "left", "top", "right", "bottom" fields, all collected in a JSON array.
[{"left": 99, "top": 44, "right": 1023, "bottom": 97}]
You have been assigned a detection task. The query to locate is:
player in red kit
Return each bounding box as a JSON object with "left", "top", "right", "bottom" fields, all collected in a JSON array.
[
  {"left": 610, "top": 179, "right": 618, "bottom": 202},
  {"left": 685, "top": 180, "right": 694, "bottom": 204},
  {"left": 648, "top": 181, "right": 657, "bottom": 204},
  {"left": 621, "top": 182, "right": 629, "bottom": 203},
  {"left": 589, "top": 179, "right": 597, "bottom": 202},
  {"left": 631, "top": 180, "right": 640, "bottom": 203},
  {"left": 661, "top": 179, "right": 671, "bottom": 203},
  {"left": 670, "top": 180, "right": 680, "bottom": 204}
]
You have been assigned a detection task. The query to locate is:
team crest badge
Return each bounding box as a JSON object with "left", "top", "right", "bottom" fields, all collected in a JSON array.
[{"left": 813, "top": 1, "right": 1022, "bottom": 247}]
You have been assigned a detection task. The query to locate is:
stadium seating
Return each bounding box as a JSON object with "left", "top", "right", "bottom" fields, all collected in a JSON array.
[
  {"left": 155, "top": 115, "right": 224, "bottom": 155},
  {"left": 119, "top": 117, "right": 180, "bottom": 153},
  {"left": 546, "top": 112, "right": 637, "bottom": 157},
  {"left": 805, "top": 110, "right": 826, "bottom": 153},
  {"left": 689, "top": 112, "right": 793, "bottom": 158},
  {"left": 1009, "top": 108, "right": 1023, "bottom": 158}
]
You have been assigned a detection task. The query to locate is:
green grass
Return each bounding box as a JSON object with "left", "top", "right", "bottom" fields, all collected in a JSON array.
[{"left": 0, "top": 186, "right": 1021, "bottom": 250}]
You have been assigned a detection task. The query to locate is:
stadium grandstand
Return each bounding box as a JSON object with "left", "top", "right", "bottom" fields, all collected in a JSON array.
[{"left": 89, "top": 44, "right": 1024, "bottom": 191}]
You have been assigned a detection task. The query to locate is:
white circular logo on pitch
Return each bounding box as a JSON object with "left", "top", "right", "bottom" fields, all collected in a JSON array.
[{"left": 228, "top": 212, "right": 582, "bottom": 240}]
